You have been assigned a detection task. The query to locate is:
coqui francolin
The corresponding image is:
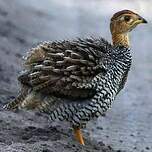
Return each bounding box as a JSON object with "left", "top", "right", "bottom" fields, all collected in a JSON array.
[{"left": 4, "top": 10, "right": 147, "bottom": 145}]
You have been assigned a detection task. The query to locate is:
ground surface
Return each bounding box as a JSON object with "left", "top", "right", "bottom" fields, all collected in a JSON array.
[
  {"left": 0, "top": 0, "right": 152, "bottom": 152},
  {"left": 0, "top": 109, "right": 116, "bottom": 152}
]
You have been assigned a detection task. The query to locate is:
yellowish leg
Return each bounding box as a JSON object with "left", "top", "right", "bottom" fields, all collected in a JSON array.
[{"left": 73, "top": 128, "right": 85, "bottom": 145}]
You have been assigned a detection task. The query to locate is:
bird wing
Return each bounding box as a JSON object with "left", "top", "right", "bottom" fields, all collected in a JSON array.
[{"left": 18, "top": 38, "right": 110, "bottom": 99}]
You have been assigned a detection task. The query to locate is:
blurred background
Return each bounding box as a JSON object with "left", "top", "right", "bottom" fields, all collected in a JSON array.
[{"left": 0, "top": 0, "right": 152, "bottom": 151}]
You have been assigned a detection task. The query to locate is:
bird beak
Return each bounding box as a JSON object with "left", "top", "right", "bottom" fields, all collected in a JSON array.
[
  {"left": 135, "top": 16, "right": 148, "bottom": 24},
  {"left": 140, "top": 16, "right": 148, "bottom": 23}
]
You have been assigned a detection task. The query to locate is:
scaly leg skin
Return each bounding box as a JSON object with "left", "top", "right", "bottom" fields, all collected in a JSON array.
[{"left": 73, "top": 127, "right": 85, "bottom": 145}]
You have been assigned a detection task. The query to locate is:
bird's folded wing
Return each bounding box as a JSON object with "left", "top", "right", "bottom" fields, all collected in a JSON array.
[{"left": 18, "top": 38, "right": 108, "bottom": 99}]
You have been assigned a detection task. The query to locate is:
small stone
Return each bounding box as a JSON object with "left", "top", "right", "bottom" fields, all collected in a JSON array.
[
  {"left": 133, "top": 147, "right": 137, "bottom": 149},
  {"left": 145, "top": 147, "right": 150, "bottom": 150},
  {"left": 130, "top": 134, "right": 134, "bottom": 137},
  {"left": 42, "top": 149, "right": 52, "bottom": 152},
  {"left": 96, "top": 126, "right": 103, "bottom": 130},
  {"left": 21, "top": 134, "right": 32, "bottom": 140}
]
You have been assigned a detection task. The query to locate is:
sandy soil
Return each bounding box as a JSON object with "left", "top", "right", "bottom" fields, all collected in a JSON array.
[
  {"left": 0, "top": 109, "right": 117, "bottom": 152},
  {"left": 0, "top": 0, "right": 152, "bottom": 152}
]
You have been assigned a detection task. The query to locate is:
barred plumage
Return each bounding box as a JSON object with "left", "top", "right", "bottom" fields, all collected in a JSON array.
[
  {"left": 3, "top": 10, "right": 147, "bottom": 145},
  {"left": 4, "top": 37, "right": 132, "bottom": 125}
]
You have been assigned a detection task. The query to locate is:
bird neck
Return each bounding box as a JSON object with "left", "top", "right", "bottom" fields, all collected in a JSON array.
[{"left": 112, "top": 33, "right": 130, "bottom": 48}]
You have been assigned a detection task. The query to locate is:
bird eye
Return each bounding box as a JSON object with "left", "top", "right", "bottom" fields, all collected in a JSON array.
[{"left": 124, "top": 16, "right": 131, "bottom": 22}]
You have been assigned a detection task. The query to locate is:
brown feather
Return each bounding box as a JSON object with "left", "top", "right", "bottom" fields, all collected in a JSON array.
[{"left": 19, "top": 38, "right": 108, "bottom": 99}]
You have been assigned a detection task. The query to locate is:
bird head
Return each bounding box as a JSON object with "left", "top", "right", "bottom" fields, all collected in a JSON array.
[
  {"left": 110, "top": 10, "right": 147, "bottom": 47},
  {"left": 110, "top": 10, "right": 147, "bottom": 34}
]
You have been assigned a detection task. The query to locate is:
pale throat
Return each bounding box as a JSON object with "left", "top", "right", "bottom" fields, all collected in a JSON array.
[{"left": 112, "top": 33, "right": 130, "bottom": 47}]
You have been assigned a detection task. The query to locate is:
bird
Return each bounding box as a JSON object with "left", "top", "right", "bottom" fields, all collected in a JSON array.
[{"left": 3, "top": 10, "right": 147, "bottom": 145}]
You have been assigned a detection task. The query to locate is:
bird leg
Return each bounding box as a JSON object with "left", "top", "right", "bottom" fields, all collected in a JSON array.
[{"left": 73, "top": 127, "right": 84, "bottom": 145}]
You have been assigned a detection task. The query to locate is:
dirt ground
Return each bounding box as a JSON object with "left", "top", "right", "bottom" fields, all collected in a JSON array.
[
  {"left": 0, "top": 109, "right": 117, "bottom": 152},
  {"left": 0, "top": 0, "right": 152, "bottom": 152}
]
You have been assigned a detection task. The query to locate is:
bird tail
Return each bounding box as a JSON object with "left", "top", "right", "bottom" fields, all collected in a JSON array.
[
  {"left": 3, "top": 88, "right": 81, "bottom": 124},
  {"left": 3, "top": 92, "right": 26, "bottom": 110},
  {"left": 3, "top": 85, "right": 29, "bottom": 110}
]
